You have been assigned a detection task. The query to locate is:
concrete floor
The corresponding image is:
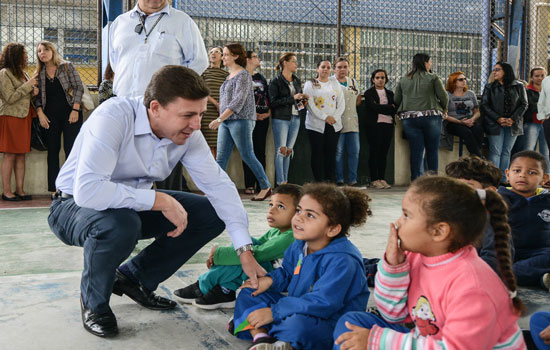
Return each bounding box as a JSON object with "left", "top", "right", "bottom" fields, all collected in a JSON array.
[{"left": 0, "top": 188, "right": 546, "bottom": 350}]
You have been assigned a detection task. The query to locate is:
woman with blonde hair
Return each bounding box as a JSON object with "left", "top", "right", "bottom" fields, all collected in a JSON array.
[
  {"left": 0, "top": 43, "right": 38, "bottom": 201},
  {"left": 34, "top": 40, "right": 86, "bottom": 194},
  {"left": 444, "top": 71, "right": 483, "bottom": 157}
]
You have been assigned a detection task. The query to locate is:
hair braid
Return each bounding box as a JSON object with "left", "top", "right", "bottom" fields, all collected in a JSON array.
[{"left": 485, "top": 189, "right": 525, "bottom": 315}]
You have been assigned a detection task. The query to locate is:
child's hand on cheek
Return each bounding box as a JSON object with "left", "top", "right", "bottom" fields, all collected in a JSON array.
[
  {"left": 240, "top": 276, "right": 273, "bottom": 296},
  {"left": 386, "top": 223, "right": 405, "bottom": 266},
  {"left": 247, "top": 307, "right": 274, "bottom": 328},
  {"left": 334, "top": 321, "right": 370, "bottom": 350}
]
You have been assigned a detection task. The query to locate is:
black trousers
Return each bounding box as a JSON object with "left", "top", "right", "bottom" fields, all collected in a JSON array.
[
  {"left": 366, "top": 122, "right": 394, "bottom": 181},
  {"left": 307, "top": 125, "right": 340, "bottom": 182},
  {"left": 446, "top": 122, "right": 484, "bottom": 157},
  {"left": 46, "top": 109, "right": 82, "bottom": 192},
  {"left": 242, "top": 118, "right": 269, "bottom": 189}
]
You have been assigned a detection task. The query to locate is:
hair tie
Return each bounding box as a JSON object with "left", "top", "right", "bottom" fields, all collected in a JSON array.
[
  {"left": 476, "top": 189, "right": 486, "bottom": 201},
  {"left": 508, "top": 290, "right": 517, "bottom": 299}
]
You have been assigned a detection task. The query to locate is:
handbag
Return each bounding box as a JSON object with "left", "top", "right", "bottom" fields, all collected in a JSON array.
[
  {"left": 30, "top": 117, "right": 47, "bottom": 151},
  {"left": 64, "top": 64, "right": 95, "bottom": 111}
]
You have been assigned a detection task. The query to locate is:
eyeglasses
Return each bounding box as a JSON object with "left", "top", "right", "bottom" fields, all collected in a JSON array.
[
  {"left": 493, "top": 68, "right": 502, "bottom": 72},
  {"left": 289, "top": 60, "right": 298, "bottom": 64},
  {"left": 457, "top": 78, "right": 467, "bottom": 82}
]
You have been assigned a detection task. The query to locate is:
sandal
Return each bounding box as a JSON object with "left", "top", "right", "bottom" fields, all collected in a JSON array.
[{"left": 245, "top": 187, "right": 255, "bottom": 195}]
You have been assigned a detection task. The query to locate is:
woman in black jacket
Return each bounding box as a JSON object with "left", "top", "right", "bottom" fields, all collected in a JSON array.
[
  {"left": 481, "top": 62, "right": 528, "bottom": 181},
  {"left": 268, "top": 52, "right": 308, "bottom": 185},
  {"left": 364, "top": 69, "right": 397, "bottom": 189}
]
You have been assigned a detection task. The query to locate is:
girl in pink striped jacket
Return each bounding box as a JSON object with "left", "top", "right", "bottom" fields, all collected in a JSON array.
[{"left": 334, "top": 176, "right": 526, "bottom": 350}]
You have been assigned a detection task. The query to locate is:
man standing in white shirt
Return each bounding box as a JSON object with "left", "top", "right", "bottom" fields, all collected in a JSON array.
[
  {"left": 109, "top": 0, "right": 209, "bottom": 190},
  {"left": 49, "top": 66, "right": 264, "bottom": 337}
]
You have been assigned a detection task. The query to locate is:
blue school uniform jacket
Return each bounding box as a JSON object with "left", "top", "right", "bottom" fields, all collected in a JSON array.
[
  {"left": 498, "top": 187, "right": 550, "bottom": 251},
  {"left": 266, "top": 237, "right": 370, "bottom": 323}
]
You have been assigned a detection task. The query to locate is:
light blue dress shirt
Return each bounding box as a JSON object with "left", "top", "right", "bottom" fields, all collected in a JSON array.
[
  {"left": 55, "top": 96, "right": 252, "bottom": 249},
  {"left": 109, "top": 3, "right": 208, "bottom": 97}
]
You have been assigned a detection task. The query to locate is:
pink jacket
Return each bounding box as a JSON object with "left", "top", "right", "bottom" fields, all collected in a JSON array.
[{"left": 370, "top": 246, "right": 526, "bottom": 349}]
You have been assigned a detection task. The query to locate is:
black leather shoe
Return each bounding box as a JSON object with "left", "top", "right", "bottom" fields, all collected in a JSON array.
[
  {"left": 80, "top": 297, "right": 118, "bottom": 338},
  {"left": 14, "top": 192, "right": 32, "bottom": 201},
  {"left": 2, "top": 194, "right": 21, "bottom": 201},
  {"left": 112, "top": 269, "right": 176, "bottom": 310}
]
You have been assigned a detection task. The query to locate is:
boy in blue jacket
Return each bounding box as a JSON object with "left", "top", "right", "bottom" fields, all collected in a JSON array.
[
  {"left": 230, "top": 183, "right": 371, "bottom": 350},
  {"left": 499, "top": 150, "right": 550, "bottom": 290}
]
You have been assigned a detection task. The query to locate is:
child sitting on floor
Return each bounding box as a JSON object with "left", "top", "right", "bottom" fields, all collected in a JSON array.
[
  {"left": 499, "top": 150, "right": 550, "bottom": 290},
  {"left": 173, "top": 184, "right": 302, "bottom": 309},
  {"left": 232, "top": 183, "right": 371, "bottom": 350},
  {"left": 445, "top": 155, "right": 515, "bottom": 274},
  {"left": 334, "top": 176, "right": 525, "bottom": 349}
]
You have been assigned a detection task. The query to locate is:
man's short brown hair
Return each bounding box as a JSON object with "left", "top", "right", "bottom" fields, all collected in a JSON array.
[{"left": 143, "top": 65, "right": 210, "bottom": 108}]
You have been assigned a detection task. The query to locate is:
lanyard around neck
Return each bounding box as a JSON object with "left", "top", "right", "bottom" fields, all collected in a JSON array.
[{"left": 138, "top": 13, "right": 165, "bottom": 44}]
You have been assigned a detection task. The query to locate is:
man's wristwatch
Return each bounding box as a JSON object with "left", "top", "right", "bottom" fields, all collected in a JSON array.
[
  {"left": 216, "top": 117, "right": 222, "bottom": 124},
  {"left": 236, "top": 244, "right": 253, "bottom": 256}
]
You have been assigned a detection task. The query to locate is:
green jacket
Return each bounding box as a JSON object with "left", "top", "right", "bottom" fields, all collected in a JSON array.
[
  {"left": 394, "top": 71, "right": 448, "bottom": 114},
  {"left": 213, "top": 228, "right": 294, "bottom": 266}
]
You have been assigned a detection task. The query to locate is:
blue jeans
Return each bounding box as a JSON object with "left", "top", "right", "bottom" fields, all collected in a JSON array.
[
  {"left": 272, "top": 116, "right": 300, "bottom": 185},
  {"left": 488, "top": 127, "right": 518, "bottom": 180},
  {"left": 216, "top": 119, "right": 270, "bottom": 189},
  {"left": 525, "top": 123, "right": 550, "bottom": 173},
  {"left": 47, "top": 190, "right": 225, "bottom": 313},
  {"left": 530, "top": 312, "right": 550, "bottom": 350},
  {"left": 335, "top": 132, "right": 360, "bottom": 184},
  {"left": 333, "top": 312, "right": 410, "bottom": 350},
  {"left": 401, "top": 116, "right": 442, "bottom": 181}
]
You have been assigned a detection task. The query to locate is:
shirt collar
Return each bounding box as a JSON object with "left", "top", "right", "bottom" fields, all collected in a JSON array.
[
  {"left": 131, "top": 2, "right": 171, "bottom": 18},
  {"left": 134, "top": 98, "right": 155, "bottom": 137}
]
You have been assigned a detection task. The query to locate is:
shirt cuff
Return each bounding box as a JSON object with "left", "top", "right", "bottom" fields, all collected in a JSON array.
[
  {"left": 367, "top": 325, "right": 384, "bottom": 350},
  {"left": 227, "top": 227, "right": 253, "bottom": 251},
  {"left": 382, "top": 253, "right": 409, "bottom": 273},
  {"left": 134, "top": 189, "right": 156, "bottom": 211}
]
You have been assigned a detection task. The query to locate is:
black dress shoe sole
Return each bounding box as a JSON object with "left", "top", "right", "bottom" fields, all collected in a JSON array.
[
  {"left": 112, "top": 272, "right": 177, "bottom": 310},
  {"left": 82, "top": 324, "right": 119, "bottom": 338}
]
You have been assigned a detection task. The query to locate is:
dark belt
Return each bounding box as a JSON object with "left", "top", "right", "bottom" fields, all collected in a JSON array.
[{"left": 53, "top": 191, "right": 73, "bottom": 200}]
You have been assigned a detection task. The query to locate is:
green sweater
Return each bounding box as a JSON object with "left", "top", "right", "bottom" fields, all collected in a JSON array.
[
  {"left": 394, "top": 71, "right": 449, "bottom": 113},
  {"left": 213, "top": 228, "right": 294, "bottom": 266}
]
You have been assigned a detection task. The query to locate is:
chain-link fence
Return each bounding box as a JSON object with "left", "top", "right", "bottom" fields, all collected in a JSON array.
[
  {"left": 0, "top": 0, "right": 97, "bottom": 88},
  {"left": 177, "top": 0, "right": 497, "bottom": 95},
  {"left": 1, "top": 1, "right": 549, "bottom": 94},
  {"left": 526, "top": 0, "right": 550, "bottom": 76}
]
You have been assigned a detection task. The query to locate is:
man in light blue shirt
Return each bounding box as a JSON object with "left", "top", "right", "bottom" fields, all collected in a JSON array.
[{"left": 48, "top": 66, "right": 265, "bottom": 337}]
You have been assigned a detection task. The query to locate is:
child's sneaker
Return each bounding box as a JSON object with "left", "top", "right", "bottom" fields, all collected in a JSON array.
[
  {"left": 248, "top": 336, "right": 291, "bottom": 350},
  {"left": 227, "top": 316, "right": 235, "bottom": 335},
  {"left": 173, "top": 281, "right": 203, "bottom": 304},
  {"left": 542, "top": 272, "right": 550, "bottom": 291},
  {"left": 193, "top": 284, "right": 236, "bottom": 309}
]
